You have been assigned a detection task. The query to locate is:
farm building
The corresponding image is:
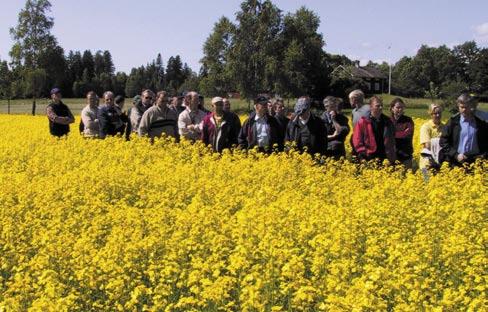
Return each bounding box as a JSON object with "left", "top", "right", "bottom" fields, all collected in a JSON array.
[{"left": 332, "top": 62, "right": 388, "bottom": 94}]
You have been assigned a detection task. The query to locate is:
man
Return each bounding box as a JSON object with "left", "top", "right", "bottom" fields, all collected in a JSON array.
[
  {"left": 352, "top": 96, "right": 396, "bottom": 163},
  {"left": 321, "top": 96, "right": 350, "bottom": 159},
  {"left": 223, "top": 98, "right": 232, "bottom": 112},
  {"left": 273, "top": 99, "right": 289, "bottom": 146},
  {"left": 238, "top": 96, "right": 282, "bottom": 152},
  {"left": 349, "top": 89, "right": 370, "bottom": 127},
  {"left": 129, "top": 89, "right": 154, "bottom": 134},
  {"left": 178, "top": 91, "right": 207, "bottom": 141},
  {"left": 285, "top": 96, "right": 328, "bottom": 156},
  {"left": 201, "top": 97, "right": 241, "bottom": 152},
  {"left": 170, "top": 96, "right": 185, "bottom": 116},
  {"left": 80, "top": 91, "right": 100, "bottom": 138},
  {"left": 98, "top": 91, "right": 126, "bottom": 139},
  {"left": 138, "top": 91, "right": 179, "bottom": 140},
  {"left": 440, "top": 93, "right": 488, "bottom": 166},
  {"left": 198, "top": 95, "right": 211, "bottom": 114},
  {"left": 46, "top": 87, "right": 75, "bottom": 137}
]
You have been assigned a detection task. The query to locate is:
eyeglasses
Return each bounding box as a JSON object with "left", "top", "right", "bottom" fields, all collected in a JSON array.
[{"left": 144, "top": 97, "right": 153, "bottom": 100}]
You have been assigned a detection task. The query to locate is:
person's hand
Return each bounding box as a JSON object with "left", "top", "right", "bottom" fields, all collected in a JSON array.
[
  {"left": 456, "top": 153, "right": 466, "bottom": 162},
  {"left": 329, "top": 110, "right": 337, "bottom": 120}
]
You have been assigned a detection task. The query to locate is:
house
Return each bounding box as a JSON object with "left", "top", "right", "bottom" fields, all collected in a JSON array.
[{"left": 332, "top": 62, "right": 388, "bottom": 94}]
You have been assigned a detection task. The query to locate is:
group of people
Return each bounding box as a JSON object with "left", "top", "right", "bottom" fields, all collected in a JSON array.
[{"left": 46, "top": 87, "right": 488, "bottom": 172}]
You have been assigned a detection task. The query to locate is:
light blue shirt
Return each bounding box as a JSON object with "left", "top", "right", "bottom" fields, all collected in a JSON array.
[
  {"left": 254, "top": 115, "right": 269, "bottom": 147},
  {"left": 457, "top": 115, "right": 479, "bottom": 156}
]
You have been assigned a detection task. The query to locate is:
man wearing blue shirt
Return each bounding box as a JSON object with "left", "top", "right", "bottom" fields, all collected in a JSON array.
[{"left": 440, "top": 93, "right": 488, "bottom": 166}]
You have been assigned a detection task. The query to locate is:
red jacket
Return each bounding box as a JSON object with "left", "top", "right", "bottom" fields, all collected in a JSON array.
[{"left": 352, "top": 114, "right": 396, "bottom": 163}]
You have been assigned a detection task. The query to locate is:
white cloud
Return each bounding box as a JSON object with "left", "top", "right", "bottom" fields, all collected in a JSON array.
[
  {"left": 474, "top": 22, "right": 488, "bottom": 43},
  {"left": 360, "top": 42, "right": 373, "bottom": 49}
]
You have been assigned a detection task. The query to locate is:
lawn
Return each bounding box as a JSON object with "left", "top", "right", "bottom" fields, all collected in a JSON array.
[{"left": 0, "top": 94, "right": 486, "bottom": 120}]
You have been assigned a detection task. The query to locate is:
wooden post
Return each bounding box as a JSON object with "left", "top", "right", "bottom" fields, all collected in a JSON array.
[{"left": 32, "top": 97, "right": 36, "bottom": 116}]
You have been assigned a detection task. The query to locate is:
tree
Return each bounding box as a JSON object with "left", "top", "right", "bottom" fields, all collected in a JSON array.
[
  {"left": 67, "top": 50, "right": 83, "bottom": 81},
  {"left": 280, "top": 7, "right": 329, "bottom": 98},
  {"left": 38, "top": 44, "right": 67, "bottom": 95},
  {"left": 9, "top": 0, "right": 57, "bottom": 69},
  {"left": 112, "top": 72, "right": 127, "bottom": 96},
  {"left": 82, "top": 50, "right": 95, "bottom": 80},
  {"left": 469, "top": 48, "right": 488, "bottom": 98},
  {"left": 125, "top": 67, "right": 145, "bottom": 97},
  {"left": 103, "top": 50, "right": 115, "bottom": 76},
  {"left": 200, "top": 16, "right": 236, "bottom": 97},
  {"left": 24, "top": 68, "right": 47, "bottom": 115},
  {"left": 451, "top": 41, "right": 478, "bottom": 88},
  {"left": 93, "top": 51, "right": 105, "bottom": 78},
  {"left": 391, "top": 56, "right": 420, "bottom": 96},
  {"left": 166, "top": 56, "right": 184, "bottom": 93},
  {"left": 9, "top": 0, "right": 63, "bottom": 107},
  {"left": 228, "top": 0, "right": 282, "bottom": 100},
  {"left": 0, "top": 60, "right": 12, "bottom": 113},
  {"left": 178, "top": 72, "right": 200, "bottom": 94},
  {"left": 154, "top": 53, "right": 165, "bottom": 91}
]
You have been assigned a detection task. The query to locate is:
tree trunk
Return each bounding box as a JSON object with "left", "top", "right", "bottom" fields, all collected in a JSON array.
[{"left": 7, "top": 98, "right": 10, "bottom": 114}]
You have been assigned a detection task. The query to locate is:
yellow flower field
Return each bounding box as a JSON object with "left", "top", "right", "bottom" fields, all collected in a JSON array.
[{"left": 0, "top": 115, "right": 486, "bottom": 311}]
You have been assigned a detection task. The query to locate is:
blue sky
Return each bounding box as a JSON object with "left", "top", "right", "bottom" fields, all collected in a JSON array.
[{"left": 1, "top": 0, "right": 488, "bottom": 73}]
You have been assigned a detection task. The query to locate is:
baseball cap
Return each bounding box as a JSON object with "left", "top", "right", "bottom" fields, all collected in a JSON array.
[
  {"left": 50, "top": 88, "right": 61, "bottom": 95},
  {"left": 294, "top": 97, "right": 311, "bottom": 115},
  {"left": 254, "top": 96, "right": 268, "bottom": 105},
  {"left": 211, "top": 97, "right": 224, "bottom": 104}
]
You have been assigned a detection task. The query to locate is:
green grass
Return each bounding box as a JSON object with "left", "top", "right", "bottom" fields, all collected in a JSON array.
[{"left": 0, "top": 95, "right": 486, "bottom": 119}]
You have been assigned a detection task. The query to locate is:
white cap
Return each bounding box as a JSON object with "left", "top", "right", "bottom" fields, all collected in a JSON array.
[{"left": 211, "top": 97, "right": 224, "bottom": 104}]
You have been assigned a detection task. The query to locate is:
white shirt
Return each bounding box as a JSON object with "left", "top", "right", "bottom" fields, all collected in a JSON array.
[
  {"left": 178, "top": 108, "right": 206, "bottom": 140},
  {"left": 299, "top": 115, "right": 310, "bottom": 126},
  {"left": 254, "top": 115, "right": 269, "bottom": 147},
  {"left": 81, "top": 105, "right": 99, "bottom": 137}
]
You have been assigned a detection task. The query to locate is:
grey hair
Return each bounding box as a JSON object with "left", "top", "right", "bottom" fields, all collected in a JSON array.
[
  {"left": 457, "top": 93, "right": 476, "bottom": 107},
  {"left": 348, "top": 89, "right": 364, "bottom": 103},
  {"left": 323, "top": 96, "right": 336, "bottom": 108},
  {"left": 103, "top": 91, "right": 114, "bottom": 98}
]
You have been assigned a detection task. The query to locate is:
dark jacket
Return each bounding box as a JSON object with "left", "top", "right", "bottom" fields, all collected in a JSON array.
[
  {"left": 391, "top": 115, "right": 414, "bottom": 161},
  {"left": 439, "top": 114, "right": 488, "bottom": 165},
  {"left": 321, "top": 112, "right": 350, "bottom": 157},
  {"left": 98, "top": 104, "right": 125, "bottom": 138},
  {"left": 285, "top": 114, "right": 328, "bottom": 156},
  {"left": 238, "top": 112, "right": 283, "bottom": 151},
  {"left": 46, "top": 101, "right": 75, "bottom": 137},
  {"left": 274, "top": 114, "right": 289, "bottom": 146},
  {"left": 202, "top": 112, "right": 241, "bottom": 152}
]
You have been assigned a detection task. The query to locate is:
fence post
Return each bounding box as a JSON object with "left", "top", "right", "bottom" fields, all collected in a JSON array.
[{"left": 32, "top": 98, "right": 36, "bottom": 116}]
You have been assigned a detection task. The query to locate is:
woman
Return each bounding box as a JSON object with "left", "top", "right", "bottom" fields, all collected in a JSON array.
[
  {"left": 321, "top": 96, "right": 350, "bottom": 159},
  {"left": 420, "top": 104, "right": 445, "bottom": 173},
  {"left": 390, "top": 98, "right": 414, "bottom": 168}
]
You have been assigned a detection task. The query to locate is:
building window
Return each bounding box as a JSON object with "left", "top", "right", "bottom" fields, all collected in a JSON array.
[{"left": 375, "top": 82, "right": 380, "bottom": 91}]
